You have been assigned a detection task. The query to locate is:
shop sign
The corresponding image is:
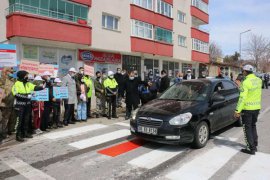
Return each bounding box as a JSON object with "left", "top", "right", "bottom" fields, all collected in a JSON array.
[
  {"left": 31, "top": 88, "right": 49, "bottom": 101},
  {"left": 20, "top": 59, "right": 39, "bottom": 74},
  {"left": 84, "top": 64, "right": 94, "bottom": 76},
  {"left": 78, "top": 50, "right": 121, "bottom": 64},
  {"left": 0, "top": 44, "right": 17, "bottom": 67},
  {"left": 53, "top": 87, "right": 68, "bottom": 99}
]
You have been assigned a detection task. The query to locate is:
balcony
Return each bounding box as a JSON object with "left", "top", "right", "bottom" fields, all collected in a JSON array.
[
  {"left": 71, "top": 0, "right": 92, "bottom": 6},
  {"left": 192, "top": 50, "right": 209, "bottom": 63},
  {"left": 131, "top": 37, "right": 173, "bottom": 57},
  {"left": 191, "top": 0, "right": 209, "bottom": 24},
  {"left": 130, "top": 4, "right": 173, "bottom": 30},
  {"left": 192, "top": 37, "right": 209, "bottom": 63},
  {"left": 6, "top": 4, "right": 92, "bottom": 45},
  {"left": 191, "top": 27, "right": 209, "bottom": 43}
]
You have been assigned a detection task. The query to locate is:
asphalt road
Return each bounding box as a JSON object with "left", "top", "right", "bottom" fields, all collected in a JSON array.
[{"left": 0, "top": 90, "right": 270, "bottom": 180}]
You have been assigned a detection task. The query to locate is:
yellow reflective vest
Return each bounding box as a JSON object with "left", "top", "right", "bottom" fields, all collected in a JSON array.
[
  {"left": 12, "top": 81, "right": 36, "bottom": 106},
  {"left": 103, "top": 78, "right": 118, "bottom": 96},
  {"left": 84, "top": 76, "right": 93, "bottom": 98},
  {"left": 236, "top": 74, "right": 262, "bottom": 113}
]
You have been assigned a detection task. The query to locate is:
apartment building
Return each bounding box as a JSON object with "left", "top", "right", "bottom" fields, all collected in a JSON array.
[{"left": 0, "top": 0, "right": 209, "bottom": 78}]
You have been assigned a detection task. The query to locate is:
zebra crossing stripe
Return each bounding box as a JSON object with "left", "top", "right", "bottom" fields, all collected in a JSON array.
[
  {"left": 43, "top": 124, "right": 107, "bottom": 139},
  {"left": 128, "top": 146, "right": 187, "bottom": 169},
  {"left": 1, "top": 157, "right": 55, "bottom": 180},
  {"left": 69, "top": 129, "right": 131, "bottom": 149},
  {"left": 166, "top": 145, "right": 240, "bottom": 180},
  {"left": 114, "top": 122, "right": 130, "bottom": 127},
  {"left": 229, "top": 152, "right": 270, "bottom": 180}
]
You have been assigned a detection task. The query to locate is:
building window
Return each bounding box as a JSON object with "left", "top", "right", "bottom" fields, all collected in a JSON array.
[
  {"left": 191, "top": 0, "right": 208, "bottom": 14},
  {"left": 178, "top": 11, "right": 186, "bottom": 23},
  {"left": 155, "top": 27, "right": 173, "bottom": 44},
  {"left": 178, "top": 35, "right": 187, "bottom": 47},
  {"left": 102, "top": 14, "right": 119, "bottom": 31},
  {"left": 156, "top": 0, "right": 173, "bottom": 18},
  {"left": 192, "top": 39, "right": 209, "bottom": 54},
  {"left": 132, "top": 0, "right": 153, "bottom": 10},
  {"left": 8, "top": 0, "right": 89, "bottom": 23},
  {"left": 122, "top": 55, "right": 141, "bottom": 75},
  {"left": 132, "top": 20, "right": 153, "bottom": 39}
]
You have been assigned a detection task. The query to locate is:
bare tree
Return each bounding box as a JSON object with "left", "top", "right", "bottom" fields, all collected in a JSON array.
[
  {"left": 209, "top": 41, "right": 223, "bottom": 62},
  {"left": 244, "top": 34, "right": 270, "bottom": 70}
]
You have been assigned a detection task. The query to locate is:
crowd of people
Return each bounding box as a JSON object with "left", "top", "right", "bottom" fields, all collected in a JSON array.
[{"left": 0, "top": 65, "right": 244, "bottom": 143}]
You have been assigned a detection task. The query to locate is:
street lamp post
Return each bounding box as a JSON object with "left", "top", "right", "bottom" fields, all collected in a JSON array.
[{"left": 239, "top": 29, "right": 251, "bottom": 61}]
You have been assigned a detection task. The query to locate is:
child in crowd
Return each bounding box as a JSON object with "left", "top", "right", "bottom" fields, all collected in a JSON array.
[
  {"left": 52, "top": 78, "right": 63, "bottom": 128},
  {"left": 32, "top": 76, "right": 44, "bottom": 134}
]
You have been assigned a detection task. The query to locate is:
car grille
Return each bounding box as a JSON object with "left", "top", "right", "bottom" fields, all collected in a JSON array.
[{"left": 137, "top": 117, "right": 163, "bottom": 128}]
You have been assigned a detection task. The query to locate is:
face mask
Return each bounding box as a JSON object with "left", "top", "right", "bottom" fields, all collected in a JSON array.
[
  {"left": 109, "top": 75, "right": 114, "bottom": 79},
  {"left": 117, "top": 71, "right": 121, "bottom": 74},
  {"left": 121, "top": 72, "right": 125, "bottom": 75},
  {"left": 102, "top": 74, "right": 107, "bottom": 78},
  {"left": 81, "top": 79, "right": 85, "bottom": 83},
  {"left": 56, "top": 83, "right": 62, "bottom": 86},
  {"left": 187, "top": 73, "right": 191, "bottom": 76},
  {"left": 179, "top": 77, "right": 183, "bottom": 79},
  {"left": 129, "top": 77, "right": 135, "bottom": 80},
  {"left": 80, "top": 71, "right": 84, "bottom": 74}
]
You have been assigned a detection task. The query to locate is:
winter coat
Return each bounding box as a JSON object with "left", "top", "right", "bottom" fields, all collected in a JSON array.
[
  {"left": 114, "top": 73, "right": 125, "bottom": 96},
  {"left": 159, "top": 75, "right": 170, "bottom": 93},
  {"left": 62, "top": 74, "right": 77, "bottom": 104},
  {"left": 0, "top": 76, "right": 15, "bottom": 108},
  {"left": 94, "top": 77, "right": 105, "bottom": 99},
  {"left": 124, "top": 78, "right": 140, "bottom": 106}
]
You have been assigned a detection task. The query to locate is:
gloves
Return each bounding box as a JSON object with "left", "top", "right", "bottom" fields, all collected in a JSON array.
[
  {"left": 28, "top": 94, "right": 32, "bottom": 99},
  {"left": 80, "top": 94, "right": 86, "bottom": 102}
]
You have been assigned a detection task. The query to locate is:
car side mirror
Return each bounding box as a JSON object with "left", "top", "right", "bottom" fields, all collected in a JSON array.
[{"left": 212, "top": 93, "right": 225, "bottom": 102}]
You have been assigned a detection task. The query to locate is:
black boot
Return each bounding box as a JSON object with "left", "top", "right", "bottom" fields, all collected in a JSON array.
[
  {"left": 16, "top": 135, "right": 24, "bottom": 142},
  {"left": 241, "top": 148, "right": 255, "bottom": 155},
  {"left": 24, "top": 133, "right": 33, "bottom": 138}
]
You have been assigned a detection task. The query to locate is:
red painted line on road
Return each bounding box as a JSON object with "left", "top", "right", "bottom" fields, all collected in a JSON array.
[{"left": 98, "top": 139, "right": 146, "bottom": 157}]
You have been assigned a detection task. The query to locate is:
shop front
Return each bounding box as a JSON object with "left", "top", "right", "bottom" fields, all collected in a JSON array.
[
  {"left": 78, "top": 49, "right": 122, "bottom": 75},
  {"left": 22, "top": 44, "right": 76, "bottom": 77}
]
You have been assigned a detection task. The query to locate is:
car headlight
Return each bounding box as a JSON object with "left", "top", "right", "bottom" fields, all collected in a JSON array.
[
  {"left": 131, "top": 108, "right": 139, "bottom": 122},
  {"left": 169, "top": 113, "right": 192, "bottom": 126}
]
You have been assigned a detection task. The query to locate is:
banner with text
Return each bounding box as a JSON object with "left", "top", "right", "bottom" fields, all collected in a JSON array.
[
  {"left": 20, "top": 60, "right": 39, "bottom": 74},
  {"left": 31, "top": 88, "right": 49, "bottom": 101},
  {"left": 38, "top": 64, "right": 54, "bottom": 75},
  {"left": 84, "top": 64, "right": 94, "bottom": 76},
  {"left": 53, "top": 87, "right": 69, "bottom": 99},
  {"left": 0, "top": 44, "right": 17, "bottom": 67}
]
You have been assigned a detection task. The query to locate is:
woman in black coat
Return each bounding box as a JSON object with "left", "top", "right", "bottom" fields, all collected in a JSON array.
[{"left": 124, "top": 71, "right": 140, "bottom": 120}]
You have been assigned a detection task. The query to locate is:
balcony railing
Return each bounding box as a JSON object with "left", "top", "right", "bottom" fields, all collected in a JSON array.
[
  {"left": 6, "top": 3, "right": 90, "bottom": 25},
  {"left": 191, "top": 0, "right": 208, "bottom": 14}
]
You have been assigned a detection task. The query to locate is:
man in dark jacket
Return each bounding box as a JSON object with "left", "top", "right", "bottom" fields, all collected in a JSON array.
[
  {"left": 124, "top": 71, "right": 140, "bottom": 120},
  {"left": 159, "top": 70, "right": 170, "bottom": 93},
  {"left": 114, "top": 68, "right": 125, "bottom": 108},
  {"left": 94, "top": 71, "right": 106, "bottom": 118},
  {"left": 183, "top": 69, "right": 195, "bottom": 80},
  {"left": 263, "top": 73, "right": 269, "bottom": 89}
]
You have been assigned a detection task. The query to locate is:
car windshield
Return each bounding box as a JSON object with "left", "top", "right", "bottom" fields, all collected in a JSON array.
[{"left": 159, "top": 81, "right": 210, "bottom": 101}]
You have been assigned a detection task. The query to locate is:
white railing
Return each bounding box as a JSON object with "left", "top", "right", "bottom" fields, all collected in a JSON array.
[
  {"left": 191, "top": 0, "right": 208, "bottom": 14},
  {"left": 192, "top": 38, "right": 209, "bottom": 54},
  {"left": 6, "top": 3, "right": 90, "bottom": 25}
]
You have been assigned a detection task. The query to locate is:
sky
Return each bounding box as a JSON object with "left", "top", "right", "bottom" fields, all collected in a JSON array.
[{"left": 209, "top": 0, "right": 270, "bottom": 57}]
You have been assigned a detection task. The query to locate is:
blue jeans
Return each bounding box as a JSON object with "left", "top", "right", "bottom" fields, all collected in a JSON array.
[{"left": 77, "top": 102, "right": 87, "bottom": 121}]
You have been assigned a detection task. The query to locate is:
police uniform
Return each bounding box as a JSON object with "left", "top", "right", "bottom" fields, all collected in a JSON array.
[
  {"left": 236, "top": 71, "right": 262, "bottom": 153},
  {"left": 103, "top": 75, "right": 118, "bottom": 119},
  {"left": 12, "top": 71, "right": 41, "bottom": 141}
]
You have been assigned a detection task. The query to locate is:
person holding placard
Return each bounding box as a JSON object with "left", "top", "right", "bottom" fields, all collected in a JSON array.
[
  {"left": 40, "top": 71, "right": 53, "bottom": 131},
  {"left": 52, "top": 78, "right": 63, "bottom": 128},
  {"left": 12, "top": 71, "right": 44, "bottom": 142},
  {"left": 75, "top": 67, "right": 88, "bottom": 122},
  {"left": 84, "top": 75, "right": 94, "bottom": 118}
]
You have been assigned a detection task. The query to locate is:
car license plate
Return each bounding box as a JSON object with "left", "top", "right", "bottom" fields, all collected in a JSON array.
[{"left": 138, "top": 126, "right": 158, "bottom": 135}]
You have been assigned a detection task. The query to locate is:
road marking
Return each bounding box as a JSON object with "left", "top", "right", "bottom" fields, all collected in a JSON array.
[
  {"left": 166, "top": 145, "right": 240, "bottom": 180},
  {"left": 1, "top": 157, "right": 55, "bottom": 180},
  {"left": 259, "top": 106, "right": 270, "bottom": 119},
  {"left": 214, "top": 136, "right": 238, "bottom": 142},
  {"left": 128, "top": 146, "right": 187, "bottom": 169},
  {"left": 98, "top": 139, "right": 146, "bottom": 157},
  {"left": 69, "top": 129, "right": 131, "bottom": 149},
  {"left": 114, "top": 122, "right": 130, "bottom": 127},
  {"left": 229, "top": 152, "right": 270, "bottom": 180},
  {"left": 43, "top": 124, "right": 107, "bottom": 139}
]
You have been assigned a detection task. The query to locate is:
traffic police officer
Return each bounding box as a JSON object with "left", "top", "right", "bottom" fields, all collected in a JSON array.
[
  {"left": 12, "top": 71, "right": 43, "bottom": 142},
  {"left": 234, "top": 65, "right": 262, "bottom": 155},
  {"left": 103, "top": 71, "right": 118, "bottom": 119}
]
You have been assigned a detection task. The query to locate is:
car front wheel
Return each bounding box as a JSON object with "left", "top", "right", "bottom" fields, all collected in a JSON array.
[{"left": 192, "top": 121, "right": 209, "bottom": 149}]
